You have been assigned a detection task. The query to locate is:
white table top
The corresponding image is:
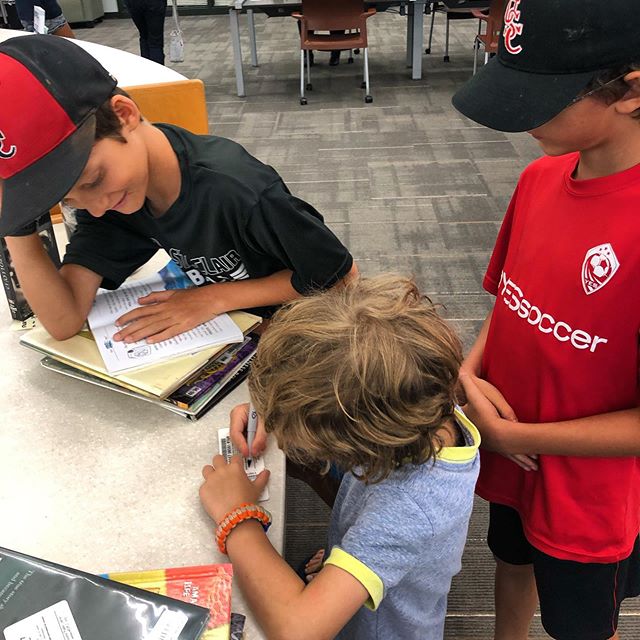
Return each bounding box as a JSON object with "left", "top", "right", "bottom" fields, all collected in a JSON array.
[
  {"left": 0, "top": 233, "right": 285, "bottom": 639},
  {"left": 0, "top": 28, "right": 186, "bottom": 86}
]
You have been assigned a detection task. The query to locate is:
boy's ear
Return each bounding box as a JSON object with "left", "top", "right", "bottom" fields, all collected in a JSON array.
[
  {"left": 616, "top": 71, "right": 640, "bottom": 116},
  {"left": 109, "top": 95, "right": 142, "bottom": 131}
]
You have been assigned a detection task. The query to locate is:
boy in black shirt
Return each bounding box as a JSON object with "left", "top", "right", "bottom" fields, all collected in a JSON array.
[{"left": 0, "top": 35, "right": 356, "bottom": 343}]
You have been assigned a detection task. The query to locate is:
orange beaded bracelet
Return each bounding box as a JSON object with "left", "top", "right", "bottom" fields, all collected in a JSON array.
[{"left": 215, "top": 502, "right": 272, "bottom": 554}]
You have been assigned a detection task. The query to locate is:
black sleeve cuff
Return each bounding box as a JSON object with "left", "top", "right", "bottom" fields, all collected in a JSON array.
[
  {"left": 5, "top": 221, "right": 38, "bottom": 237},
  {"left": 291, "top": 253, "right": 354, "bottom": 294}
]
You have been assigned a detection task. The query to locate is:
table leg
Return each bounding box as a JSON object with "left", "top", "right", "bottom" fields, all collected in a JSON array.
[
  {"left": 229, "top": 8, "right": 246, "bottom": 98},
  {"left": 247, "top": 9, "right": 259, "bottom": 68},
  {"left": 406, "top": 1, "right": 414, "bottom": 68},
  {"left": 411, "top": 0, "right": 425, "bottom": 80}
]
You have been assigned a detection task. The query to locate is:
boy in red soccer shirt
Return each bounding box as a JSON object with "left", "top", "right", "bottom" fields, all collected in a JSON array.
[{"left": 452, "top": 1, "right": 640, "bottom": 639}]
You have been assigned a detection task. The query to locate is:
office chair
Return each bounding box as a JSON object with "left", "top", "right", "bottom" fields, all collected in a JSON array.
[
  {"left": 472, "top": 0, "right": 506, "bottom": 74},
  {"left": 50, "top": 79, "right": 208, "bottom": 225},
  {"left": 292, "top": 0, "right": 376, "bottom": 105},
  {"left": 426, "top": 0, "right": 490, "bottom": 63}
]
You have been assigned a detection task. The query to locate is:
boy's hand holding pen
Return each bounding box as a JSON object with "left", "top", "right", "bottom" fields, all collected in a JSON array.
[{"left": 229, "top": 402, "right": 268, "bottom": 460}]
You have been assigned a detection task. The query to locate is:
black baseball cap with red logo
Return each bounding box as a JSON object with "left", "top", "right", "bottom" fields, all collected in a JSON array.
[
  {"left": 0, "top": 35, "right": 117, "bottom": 236},
  {"left": 452, "top": 0, "right": 640, "bottom": 132}
]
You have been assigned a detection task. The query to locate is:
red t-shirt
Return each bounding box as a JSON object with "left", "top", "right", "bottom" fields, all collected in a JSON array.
[{"left": 479, "top": 152, "right": 640, "bottom": 563}]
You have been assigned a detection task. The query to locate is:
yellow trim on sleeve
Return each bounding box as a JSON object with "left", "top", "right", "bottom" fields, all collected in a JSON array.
[
  {"left": 324, "top": 547, "right": 384, "bottom": 611},
  {"left": 437, "top": 407, "right": 481, "bottom": 464}
]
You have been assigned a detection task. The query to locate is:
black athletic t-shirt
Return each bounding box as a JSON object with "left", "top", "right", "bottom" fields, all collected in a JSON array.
[{"left": 63, "top": 124, "right": 353, "bottom": 315}]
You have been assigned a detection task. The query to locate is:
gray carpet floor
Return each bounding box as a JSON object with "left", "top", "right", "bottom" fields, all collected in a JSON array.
[{"left": 70, "top": 8, "right": 640, "bottom": 637}]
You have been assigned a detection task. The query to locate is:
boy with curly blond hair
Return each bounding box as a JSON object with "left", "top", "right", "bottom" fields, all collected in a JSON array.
[{"left": 199, "top": 275, "right": 480, "bottom": 640}]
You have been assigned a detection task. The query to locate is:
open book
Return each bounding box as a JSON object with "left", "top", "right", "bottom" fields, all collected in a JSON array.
[{"left": 88, "top": 261, "right": 243, "bottom": 374}]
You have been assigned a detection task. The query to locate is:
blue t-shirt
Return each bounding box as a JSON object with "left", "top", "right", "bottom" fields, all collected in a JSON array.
[{"left": 325, "top": 408, "right": 480, "bottom": 640}]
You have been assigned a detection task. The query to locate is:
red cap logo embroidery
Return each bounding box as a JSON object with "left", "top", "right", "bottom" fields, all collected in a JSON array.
[
  {"left": 582, "top": 243, "right": 619, "bottom": 295},
  {"left": 503, "top": 0, "right": 524, "bottom": 55},
  {"left": 0, "top": 131, "right": 16, "bottom": 160}
]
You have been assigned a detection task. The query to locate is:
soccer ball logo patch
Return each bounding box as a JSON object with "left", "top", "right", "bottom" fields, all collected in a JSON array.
[{"left": 582, "top": 243, "right": 619, "bottom": 295}]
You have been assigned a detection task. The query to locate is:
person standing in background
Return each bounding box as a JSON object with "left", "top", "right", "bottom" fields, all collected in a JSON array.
[
  {"left": 14, "top": 0, "right": 75, "bottom": 36},
  {"left": 125, "top": 0, "right": 167, "bottom": 65}
]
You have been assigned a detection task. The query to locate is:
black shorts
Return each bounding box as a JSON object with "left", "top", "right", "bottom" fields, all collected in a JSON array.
[{"left": 488, "top": 503, "right": 640, "bottom": 640}]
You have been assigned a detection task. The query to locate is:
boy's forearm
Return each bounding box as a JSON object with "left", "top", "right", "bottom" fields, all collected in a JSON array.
[
  {"left": 464, "top": 304, "right": 640, "bottom": 457},
  {"left": 501, "top": 408, "right": 640, "bottom": 457},
  {"left": 204, "top": 270, "right": 299, "bottom": 316},
  {"left": 5, "top": 234, "right": 94, "bottom": 339},
  {"left": 225, "top": 521, "right": 365, "bottom": 640},
  {"left": 204, "top": 263, "right": 358, "bottom": 316},
  {"left": 225, "top": 521, "right": 310, "bottom": 640},
  {"left": 462, "top": 308, "right": 493, "bottom": 375}
]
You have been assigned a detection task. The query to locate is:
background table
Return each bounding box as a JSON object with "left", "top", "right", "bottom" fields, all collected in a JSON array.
[
  {"left": 0, "top": 34, "right": 285, "bottom": 638},
  {"left": 221, "top": 0, "right": 427, "bottom": 97},
  {"left": 0, "top": 27, "right": 186, "bottom": 85}
]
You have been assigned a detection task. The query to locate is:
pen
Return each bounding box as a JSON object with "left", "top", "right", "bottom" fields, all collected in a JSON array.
[{"left": 246, "top": 402, "right": 258, "bottom": 467}]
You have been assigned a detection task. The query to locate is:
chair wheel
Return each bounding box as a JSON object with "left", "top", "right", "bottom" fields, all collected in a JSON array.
[
  {"left": 425, "top": 47, "right": 431, "bottom": 54},
  {"left": 365, "top": 95, "right": 373, "bottom": 103},
  {"left": 443, "top": 55, "right": 450, "bottom": 62},
  {"left": 348, "top": 57, "right": 354, "bottom": 64},
  {"left": 300, "top": 97, "right": 308, "bottom": 105},
  {"left": 361, "top": 81, "right": 367, "bottom": 89},
  {"left": 306, "top": 83, "right": 313, "bottom": 90}
]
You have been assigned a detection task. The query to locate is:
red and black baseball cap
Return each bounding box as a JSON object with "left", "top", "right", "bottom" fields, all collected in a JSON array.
[
  {"left": 0, "top": 35, "right": 117, "bottom": 236},
  {"left": 452, "top": 0, "right": 640, "bottom": 132}
]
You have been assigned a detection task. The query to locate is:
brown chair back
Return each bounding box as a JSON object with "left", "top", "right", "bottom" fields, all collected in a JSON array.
[
  {"left": 301, "top": 0, "right": 366, "bottom": 33},
  {"left": 124, "top": 79, "right": 209, "bottom": 135}
]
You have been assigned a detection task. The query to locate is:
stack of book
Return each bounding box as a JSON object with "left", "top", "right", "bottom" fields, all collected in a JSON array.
[{"left": 20, "top": 263, "right": 262, "bottom": 420}]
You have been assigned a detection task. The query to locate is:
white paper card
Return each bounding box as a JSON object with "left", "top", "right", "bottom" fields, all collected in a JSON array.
[
  {"left": 145, "top": 609, "right": 188, "bottom": 640},
  {"left": 218, "top": 427, "right": 269, "bottom": 501},
  {"left": 33, "top": 6, "right": 47, "bottom": 33},
  {"left": 4, "top": 600, "right": 82, "bottom": 640}
]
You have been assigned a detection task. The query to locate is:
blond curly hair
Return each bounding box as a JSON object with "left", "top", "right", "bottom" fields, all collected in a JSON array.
[{"left": 249, "top": 274, "right": 462, "bottom": 483}]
